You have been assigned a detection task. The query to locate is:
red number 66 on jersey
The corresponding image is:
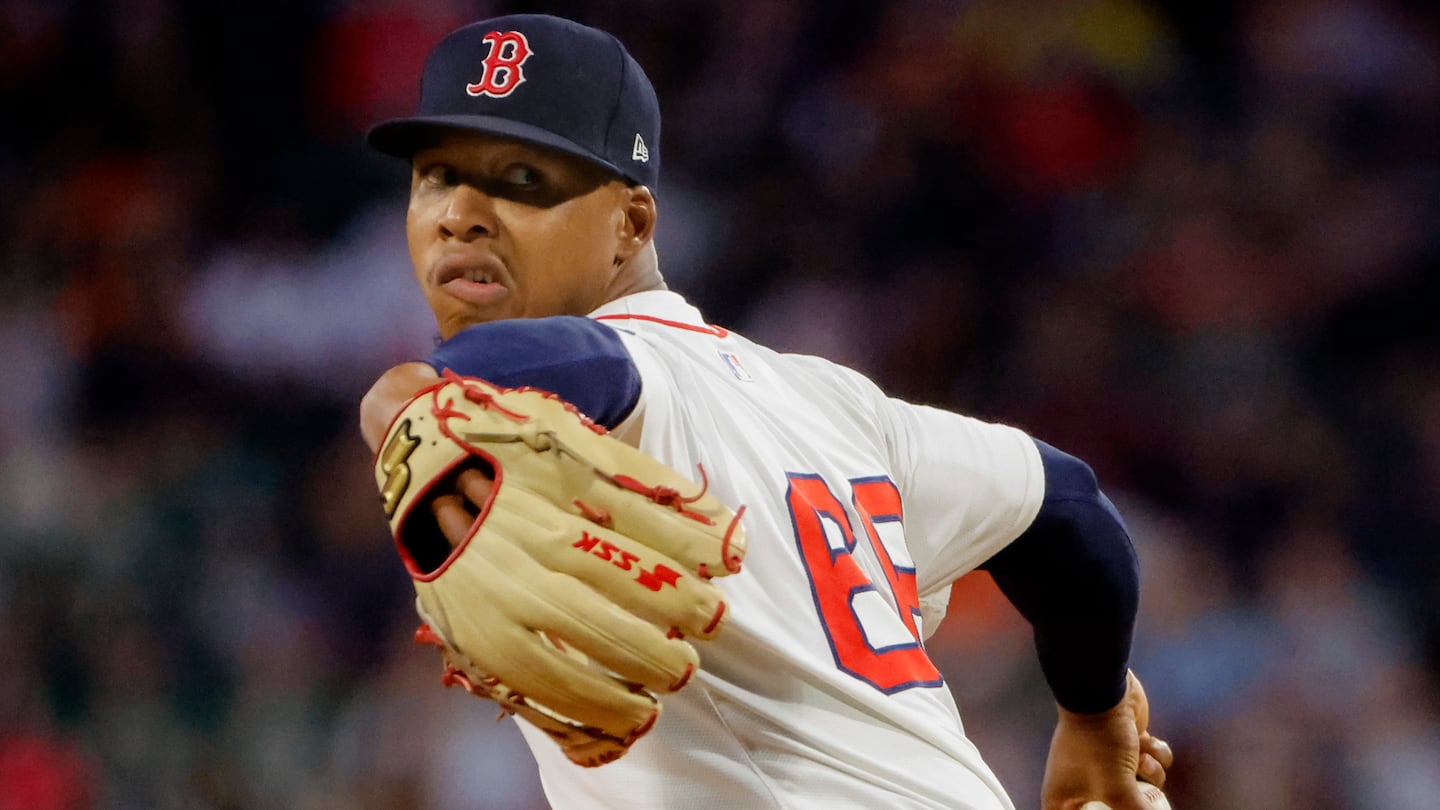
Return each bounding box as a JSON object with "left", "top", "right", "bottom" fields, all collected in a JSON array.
[{"left": 785, "top": 473, "right": 943, "bottom": 693}]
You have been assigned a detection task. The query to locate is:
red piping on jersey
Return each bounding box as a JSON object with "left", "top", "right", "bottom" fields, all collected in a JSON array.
[{"left": 594, "top": 313, "right": 730, "bottom": 338}]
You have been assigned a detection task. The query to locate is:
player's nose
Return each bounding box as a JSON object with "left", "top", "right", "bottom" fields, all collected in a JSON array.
[{"left": 437, "top": 184, "right": 498, "bottom": 241}]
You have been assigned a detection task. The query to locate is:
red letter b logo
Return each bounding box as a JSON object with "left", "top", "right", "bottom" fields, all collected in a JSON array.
[{"left": 466, "top": 31, "right": 532, "bottom": 98}]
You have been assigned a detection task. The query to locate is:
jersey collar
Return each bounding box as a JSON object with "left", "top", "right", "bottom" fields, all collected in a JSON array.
[
  {"left": 589, "top": 291, "right": 731, "bottom": 339},
  {"left": 589, "top": 290, "right": 703, "bottom": 323}
]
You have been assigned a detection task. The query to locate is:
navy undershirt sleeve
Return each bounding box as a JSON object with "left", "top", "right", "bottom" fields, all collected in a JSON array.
[
  {"left": 979, "top": 439, "right": 1139, "bottom": 713},
  {"left": 425, "top": 316, "right": 641, "bottom": 429}
]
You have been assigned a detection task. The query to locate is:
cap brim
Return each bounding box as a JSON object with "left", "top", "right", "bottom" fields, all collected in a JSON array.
[{"left": 367, "top": 114, "right": 635, "bottom": 183}]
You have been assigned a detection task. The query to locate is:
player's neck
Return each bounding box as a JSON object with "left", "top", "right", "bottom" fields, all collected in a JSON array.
[{"left": 604, "top": 245, "right": 667, "bottom": 302}]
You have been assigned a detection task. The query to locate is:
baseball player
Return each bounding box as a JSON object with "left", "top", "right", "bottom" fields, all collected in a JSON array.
[{"left": 359, "top": 14, "right": 1173, "bottom": 810}]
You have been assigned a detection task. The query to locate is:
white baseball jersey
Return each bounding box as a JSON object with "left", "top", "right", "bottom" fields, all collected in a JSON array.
[{"left": 517, "top": 290, "right": 1045, "bottom": 810}]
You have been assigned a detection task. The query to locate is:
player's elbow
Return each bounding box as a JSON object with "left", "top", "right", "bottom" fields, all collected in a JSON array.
[
  {"left": 983, "top": 439, "right": 1139, "bottom": 621},
  {"left": 983, "top": 440, "right": 1140, "bottom": 713},
  {"left": 1033, "top": 439, "right": 1136, "bottom": 597}
]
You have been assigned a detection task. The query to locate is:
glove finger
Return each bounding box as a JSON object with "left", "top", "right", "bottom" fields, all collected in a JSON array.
[
  {"left": 487, "top": 547, "right": 701, "bottom": 693},
  {"left": 420, "top": 539, "right": 698, "bottom": 704},
  {"left": 458, "top": 614, "right": 659, "bottom": 740},
  {"left": 493, "top": 489, "right": 730, "bottom": 639},
  {"left": 504, "top": 695, "right": 635, "bottom": 768},
  {"left": 569, "top": 465, "right": 746, "bottom": 579},
  {"left": 553, "top": 515, "right": 730, "bottom": 641},
  {"left": 525, "top": 579, "right": 702, "bottom": 693}
]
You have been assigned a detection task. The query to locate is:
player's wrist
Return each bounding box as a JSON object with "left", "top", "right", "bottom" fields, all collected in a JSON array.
[
  {"left": 1048, "top": 663, "right": 1130, "bottom": 716},
  {"left": 1055, "top": 699, "right": 1130, "bottom": 729},
  {"left": 1055, "top": 670, "right": 1147, "bottom": 729}
]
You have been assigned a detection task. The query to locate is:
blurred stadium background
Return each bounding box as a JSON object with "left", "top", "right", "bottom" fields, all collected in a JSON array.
[{"left": 1, "top": 0, "right": 1437, "bottom": 807}]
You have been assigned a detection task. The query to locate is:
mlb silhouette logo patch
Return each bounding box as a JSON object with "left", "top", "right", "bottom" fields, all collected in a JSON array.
[
  {"left": 719, "top": 351, "right": 753, "bottom": 382},
  {"left": 466, "top": 30, "right": 532, "bottom": 98}
]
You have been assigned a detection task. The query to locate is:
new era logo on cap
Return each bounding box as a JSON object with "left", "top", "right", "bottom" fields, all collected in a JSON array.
[{"left": 367, "top": 14, "right": 662, "bottom": 190}]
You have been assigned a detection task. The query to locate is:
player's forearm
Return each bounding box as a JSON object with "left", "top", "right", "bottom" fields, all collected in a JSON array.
[{"left": 980, "top": 439, "right": 1139, "bottom": 714}]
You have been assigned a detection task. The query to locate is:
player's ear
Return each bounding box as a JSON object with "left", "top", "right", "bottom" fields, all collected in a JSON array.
[{"left": 614, "top": 185, "right": 657, "bottom": 263}]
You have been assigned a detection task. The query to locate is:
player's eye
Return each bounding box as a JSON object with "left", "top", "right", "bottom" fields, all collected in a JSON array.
[
  {"left": 419, "top": 164, "right": 460, "bottom": 187},
  {"left": 501, "top": 163, "right": 543, "bottom": 189}
]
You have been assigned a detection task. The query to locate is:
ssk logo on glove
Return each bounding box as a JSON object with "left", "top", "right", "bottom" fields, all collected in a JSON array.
[{"left": 574, "top": 533, "right": 683, "bottom": 592}]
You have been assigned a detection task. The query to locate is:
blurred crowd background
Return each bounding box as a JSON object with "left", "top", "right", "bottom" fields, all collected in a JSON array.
[{"left": 1, "top": 0, "right": 1437, "bottom": 808}]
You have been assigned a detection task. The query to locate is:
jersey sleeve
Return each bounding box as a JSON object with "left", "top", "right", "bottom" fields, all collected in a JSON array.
[
  {"left": 880, "top": 399, "right": 1046, "bottom": 596},
  {"left": 425, "top": 316, "right": 641, "bottom": 429}
]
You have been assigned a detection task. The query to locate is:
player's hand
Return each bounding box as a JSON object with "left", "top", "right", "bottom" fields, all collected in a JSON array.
[
  {"left": 428, "top": 466, "right": 494, "bottom": 547},
  {"left": 361, "top": 361, "right": 442, "bottom": 454},
  {"left": 1040, "top": 670, "right": 1175, "bottom": 810},
  {"left": 363, "top": 363, "right": 496, "bottom": 547}
]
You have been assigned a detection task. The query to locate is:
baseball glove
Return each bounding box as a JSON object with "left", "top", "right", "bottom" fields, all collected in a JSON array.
[{"left": 374, "top": 371, "right": 747, "bottom": 767}]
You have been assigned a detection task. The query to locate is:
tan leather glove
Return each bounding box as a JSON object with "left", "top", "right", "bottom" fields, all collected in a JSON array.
[{"left": 375, "top": 372, "right": 747, "bottom": 767}]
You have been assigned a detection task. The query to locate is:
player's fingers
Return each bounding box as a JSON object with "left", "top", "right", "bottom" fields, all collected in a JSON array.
[
  {"left": 430, "top": 493, "right": 476, "bottom": 548},
  {"left": 1080, "top": 783, "right": 1171, "bottom": 810},
  {"left": 1137, "top": 752, "right": 1167, "bottom": 789},
  {"left": 1140, "top": 733, "right": 1175, "bottom": 772},
  {"left": 1138, "top": 782, "right": 1172, "bottom": 810},
  {"left": 456, "top": 466, "right": 495, "bottom": 508}
]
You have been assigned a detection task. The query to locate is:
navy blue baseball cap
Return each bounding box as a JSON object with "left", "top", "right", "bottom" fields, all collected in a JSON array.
[{"left": 368, "top": 14, "right": 660, "bottom": 190}]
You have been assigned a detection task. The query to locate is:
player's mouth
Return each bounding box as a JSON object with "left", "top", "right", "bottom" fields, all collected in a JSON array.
[{"left": 434, "top": 253, "right": 511, "bottom": 307}]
